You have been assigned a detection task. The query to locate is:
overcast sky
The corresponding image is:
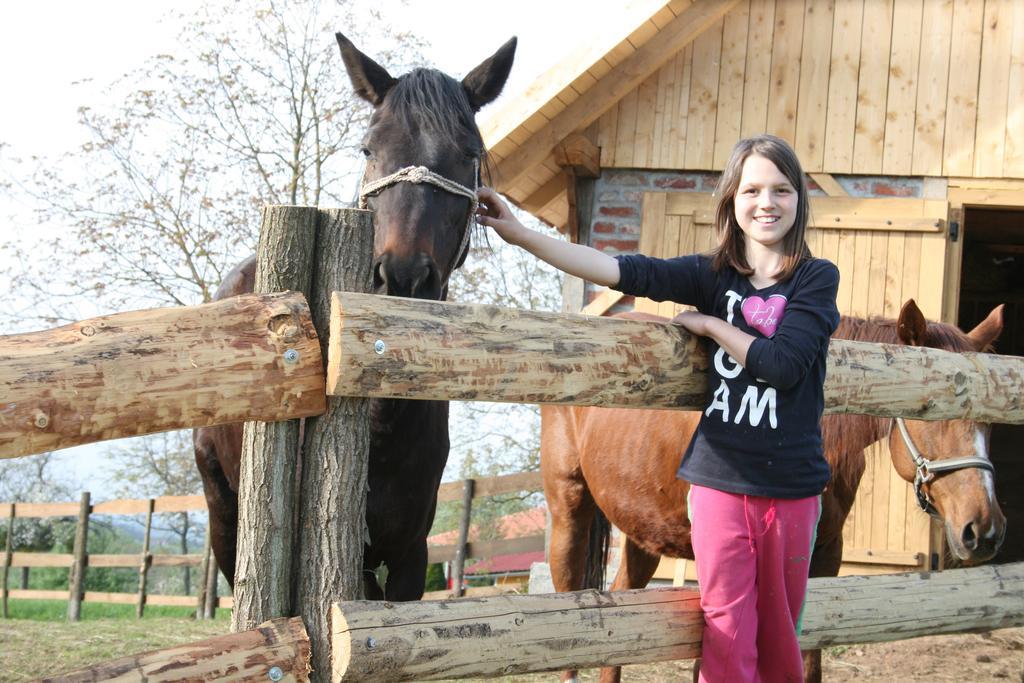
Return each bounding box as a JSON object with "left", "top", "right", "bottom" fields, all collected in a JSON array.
[{"left": 0, "top": 0, "right": 625, "bottom": 498}]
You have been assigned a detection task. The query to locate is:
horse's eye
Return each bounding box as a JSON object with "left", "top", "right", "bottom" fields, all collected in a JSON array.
[{"left": 361, "top": 147, "right": 372, "bottom": 158}]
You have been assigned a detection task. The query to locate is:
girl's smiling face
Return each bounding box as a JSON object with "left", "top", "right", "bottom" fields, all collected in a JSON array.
[{"left": 733, "top": 153, "right": 799, "bottom": 251}]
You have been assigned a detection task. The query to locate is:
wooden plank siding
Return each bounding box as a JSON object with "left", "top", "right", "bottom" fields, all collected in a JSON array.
[
  {"left": 635, "top": 190, "right": 952, "bottom": 573},
  {"left": 587, "top": 0, "right": 1022, "bottom": 180}
]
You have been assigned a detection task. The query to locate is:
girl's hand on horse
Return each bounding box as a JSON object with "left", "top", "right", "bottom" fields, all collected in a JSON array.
[{"left": 477, "top": 187, "right": 527, "bottom": 244}]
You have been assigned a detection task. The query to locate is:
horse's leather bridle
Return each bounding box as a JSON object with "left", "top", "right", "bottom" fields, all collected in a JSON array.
[
  {"left": 894, "top": 417, "right": 996, "bottom": 518},
  {"left": 358, "top": 160, "right": 479, "bottom": 269}
]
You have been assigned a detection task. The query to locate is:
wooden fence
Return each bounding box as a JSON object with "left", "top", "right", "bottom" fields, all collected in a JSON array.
[
  {"left": 1, "top": 471, "right": 546, "bottom": 617},
  {"left": 1, "top": 494, "right": 223, "bottom": 619},
  {"left": 6, "top": 204, "right": 1024, "bottom": 680}
]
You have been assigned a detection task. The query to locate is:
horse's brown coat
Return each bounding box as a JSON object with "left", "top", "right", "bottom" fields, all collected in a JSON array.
[{"left": 542, "top": 300, "right": 1006, "bottom": 683}]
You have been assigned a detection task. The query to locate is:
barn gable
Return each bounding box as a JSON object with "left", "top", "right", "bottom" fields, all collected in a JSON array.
[{"left": 483, "top": 0, "right": 1024, "bottom": 234}]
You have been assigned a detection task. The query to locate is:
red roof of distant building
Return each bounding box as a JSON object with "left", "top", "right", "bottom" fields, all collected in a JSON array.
[
  {"left": 464, "top": 550, "right": 545, "bottom": 575},
  {"left": 428, "top": 506, "right": 546, "bottom": 545}
]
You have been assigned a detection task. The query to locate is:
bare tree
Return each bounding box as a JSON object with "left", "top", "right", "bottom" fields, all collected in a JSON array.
[
  {"left": 0, "top": 454, "right": 76, "bottom": 554},
  {"left": 0, "top": 0, "right": 425, "bottom": 327},
  {"left": 0, "top": 0, "right": 564, "bottom": 534}
]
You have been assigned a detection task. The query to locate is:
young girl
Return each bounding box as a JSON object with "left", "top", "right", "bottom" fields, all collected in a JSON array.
[{"left": 477, "top": 135, "right": 840, "bottom": 683}]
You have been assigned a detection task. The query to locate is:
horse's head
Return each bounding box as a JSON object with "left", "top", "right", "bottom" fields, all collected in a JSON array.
[
  {"left": 336, "top": 32, "right": 516, "bottom": 300},
  {"left": 887, "top": 299, "right": 1007, "bottom": 563}
]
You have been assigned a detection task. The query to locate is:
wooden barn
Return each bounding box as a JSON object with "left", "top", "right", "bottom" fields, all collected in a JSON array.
[{"left": 481, "top": 0, "right": 1024, "bottom": 577}]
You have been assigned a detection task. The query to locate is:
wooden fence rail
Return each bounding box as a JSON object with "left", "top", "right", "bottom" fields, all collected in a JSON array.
[
  {"left": 327, "top": 291, "right": 1024, "bottom": 423},
  {"left": 57, "top": 616, "right": 310, "bottom": 682},
  {"left": 1, "top": 472, "right": 546, "bottom": 618},
  {"left": 0, "top": 291, "right": 325, "bottom": 460},
  {"left": 331, "top": 562, "right": 1024, "bottom": 682}
]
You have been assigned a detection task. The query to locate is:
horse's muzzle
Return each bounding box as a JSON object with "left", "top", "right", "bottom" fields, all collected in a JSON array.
[{"left": 374, "top": 252, "right": 443, "bottom": 300}]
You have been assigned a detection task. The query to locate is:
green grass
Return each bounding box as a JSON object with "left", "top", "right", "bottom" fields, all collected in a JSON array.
[
  {"left": 0, "top": 613, "right": 229, "bottom": 681},
  {"left": 4, "top": 598, "right": 230, "bottom": 621}
]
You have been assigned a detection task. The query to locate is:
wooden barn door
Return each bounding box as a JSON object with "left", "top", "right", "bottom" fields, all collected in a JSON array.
[{"left": 637, "top": 191, "right": 952, "bottom": 578}]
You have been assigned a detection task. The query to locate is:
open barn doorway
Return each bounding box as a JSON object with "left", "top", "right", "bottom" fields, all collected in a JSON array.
[{"left": 957, "top": 205, "right": 1024, "bottom": 564}]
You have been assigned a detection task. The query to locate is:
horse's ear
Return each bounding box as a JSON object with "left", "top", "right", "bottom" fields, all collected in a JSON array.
[
  {"left": 462, "top": 37, "right": 517, "bottom": 112},
  {"left": 896, "top": 299, "right": 928, "bottom": 346},
  {"left": 336, "top": 32, "right": 397, "bottom": 106},
  {"left": 966, "top": 304, "right": 1004, "bottom": 352}
]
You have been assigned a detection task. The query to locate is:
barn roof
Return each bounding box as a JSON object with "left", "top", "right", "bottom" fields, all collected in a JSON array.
[
  {"left": 481, "top": 0, "right": 739, "bottom": 231},
  {"left": 482, "top": 0, "right": 1024, "bottom": 234}
]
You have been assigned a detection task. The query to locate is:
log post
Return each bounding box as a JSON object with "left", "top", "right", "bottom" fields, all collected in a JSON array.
[
  {"left": 195, "top": 518, "right": 211, "bottom": 620},
  {"left": 67, "top": 492, "right": 90, "bottom": 622},
  {"left": 203, "top": 543, "right": 219, "bottom": 620},
  {"left": 297, "top": 208, "right": 374, "bottom": 681},
  {"left": 450, "top": 479, "right": 475, "bottom": 597},
  {"left": 136, "top": 498, "right": 154, "bottom": 619},
  {"left": 2, "top": 503, "right": 13, "bottom": 618},
  {"left": 234, "top": 205, "right": 319, "bottom": 633}
]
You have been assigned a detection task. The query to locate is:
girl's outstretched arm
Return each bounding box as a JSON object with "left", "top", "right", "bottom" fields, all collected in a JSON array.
[{"left": 477, "top": 187, "right": 621, "bottom": 287}]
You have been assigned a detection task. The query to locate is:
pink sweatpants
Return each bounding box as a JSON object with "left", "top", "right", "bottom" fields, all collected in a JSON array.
[{"left": 689, "top": 485, "right": 821, "bottom": 683}]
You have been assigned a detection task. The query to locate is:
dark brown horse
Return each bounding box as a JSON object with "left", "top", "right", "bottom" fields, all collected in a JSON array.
[
  {"left": 542, "top": 299, "right": 1007, "bottom": 683},
  {"left": 193, "top": 33, "right": 516, "bottom": 600}
]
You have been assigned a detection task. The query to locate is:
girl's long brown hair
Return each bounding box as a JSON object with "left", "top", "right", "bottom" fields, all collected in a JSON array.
[{"left": 710, "top": 135, "right": 812, "bottom": 282}]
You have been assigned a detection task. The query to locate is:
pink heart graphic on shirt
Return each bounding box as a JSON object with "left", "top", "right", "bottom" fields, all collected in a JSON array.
[{"left": 741, "top": 294, "right": 788, "bottom": 338}]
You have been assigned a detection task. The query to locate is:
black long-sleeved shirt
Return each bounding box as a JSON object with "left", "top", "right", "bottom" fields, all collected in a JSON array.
[{"left": 614, "top": 253, "right": 840, "bottom": 498}]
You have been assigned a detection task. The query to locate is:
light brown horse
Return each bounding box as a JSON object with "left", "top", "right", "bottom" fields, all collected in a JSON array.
[{"left": 541, "top": 299, "right": 1006, "bottom": 683}]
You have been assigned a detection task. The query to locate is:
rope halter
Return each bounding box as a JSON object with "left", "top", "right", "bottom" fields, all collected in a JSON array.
[
  {"left": 894, "top": 417, "right": 995, "bottom": 518},
  {"left": 358, "top": 160, "right": 479, "bottom": 267}
]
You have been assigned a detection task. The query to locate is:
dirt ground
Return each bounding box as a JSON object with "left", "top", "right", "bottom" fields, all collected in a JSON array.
[
  {"left": 815, "top": 628, "right": 1024, "bottom": 682},
  {"left": 444, "top": 627, "right": 1024, "bottom": 682},
  {"left": 2, "top": 620, "right": 1021, "bottom": 681}
]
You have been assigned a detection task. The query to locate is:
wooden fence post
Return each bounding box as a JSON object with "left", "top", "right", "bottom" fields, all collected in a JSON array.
[
  {"left": 67, "top": 492, "right": 90, "bottom": 621},
  {"left": 295, "top": 208, "right": 374, "bottom": 681},
  {"left": 136, "top": 498, "right": 154, "bottom": 619},
  {"left": 2, "top": 503, "right": 13, "bottom": 618},
  {"left": 196, "top": 522, "right": 212, "bottom": 620},
  {"left": 203, "top": 543, "right": 218, "bottom": 620},
  {"left": 451, "top": 479, "right": 475, "bottom": 597},
  {"left": 233, "top": 205, "right": 319, "bottom": 633}
]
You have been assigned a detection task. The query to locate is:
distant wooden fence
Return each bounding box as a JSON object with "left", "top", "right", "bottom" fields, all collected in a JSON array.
[
  {"left": 1, "top": 494, "right": 224, "bottom": 619},
  {"left": 1, "top": 471, "right": 545, "bottom": 616},
  {"left": 427, "top": 472, "right": 544, "bottom": 599}
]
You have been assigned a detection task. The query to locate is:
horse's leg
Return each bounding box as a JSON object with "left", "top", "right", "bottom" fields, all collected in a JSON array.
[
  {"left": 541, "top": 407, "right": 596, "bottom": 683},
  {"left": 598, "top": 538, "right": 663, "bottom": 683},
  {"left": 374, "top": 540, "right": 429, "bottom": 602},
  {"left": 193, "top": 428, "right": 239, "bottom": 588},
  {"left": 802, "top": 473, "right": 856, "bottom": 683},
  {"left": 800, "top": 533, "right": 843, "bottom": 683}
]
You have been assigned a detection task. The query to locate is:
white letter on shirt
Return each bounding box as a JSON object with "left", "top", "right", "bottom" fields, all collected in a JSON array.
[
  {"left": 734, "top": 384, "right": 777, "bottom": 428},
  {"left": 724, "top": 290, "right": 744, "bottom": 325},
  {"left": 713, "top": 346, "right": 743, "bottom": 379},
  {"left": 705, "top": 379, "right": 731, "bottom": 422}
]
